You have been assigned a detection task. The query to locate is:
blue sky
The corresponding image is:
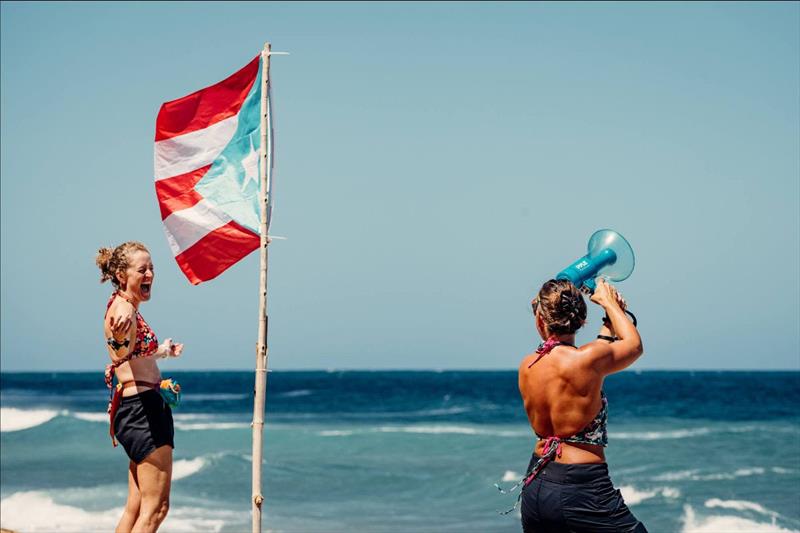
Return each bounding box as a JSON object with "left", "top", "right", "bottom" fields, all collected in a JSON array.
[{"left": 2, "top": 2, "right": 798, "bottom": 371}]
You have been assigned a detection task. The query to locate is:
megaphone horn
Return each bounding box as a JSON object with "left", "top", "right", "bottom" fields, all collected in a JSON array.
[{"left": 556, "top": 229, "right": 635, "bottom": 293}]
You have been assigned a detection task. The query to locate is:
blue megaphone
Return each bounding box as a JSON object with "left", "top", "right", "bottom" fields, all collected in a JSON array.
[{"left": 556, "top": 229, "right": 635, "bottom": 293}]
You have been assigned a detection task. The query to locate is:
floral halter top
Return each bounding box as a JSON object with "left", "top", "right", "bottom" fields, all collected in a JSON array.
[
  {"left": 535, "top": 391, "right": 608, "bottom": 446},
  {"left": 106, "top": 292, "right": 158, "bottom": 357},
  {"left": 103, "top": 291, "right": 159, "bottom": 389}
]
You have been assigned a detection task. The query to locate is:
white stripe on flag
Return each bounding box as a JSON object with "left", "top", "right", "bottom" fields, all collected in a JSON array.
[
  {"left": 162, "top": 198, "right": 232, "bottom": 255},
  {"left": 154, "top": 115, "right": 239, "bottom": 181}
]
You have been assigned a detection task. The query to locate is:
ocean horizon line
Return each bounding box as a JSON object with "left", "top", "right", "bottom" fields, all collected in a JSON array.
[{"left": 1, "top": 367, "right": 798, "bottom": 374}]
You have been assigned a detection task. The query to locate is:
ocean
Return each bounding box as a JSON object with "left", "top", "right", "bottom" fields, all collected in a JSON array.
[{"left": 1, "top": 370, "right": 799, "bottom": 532}]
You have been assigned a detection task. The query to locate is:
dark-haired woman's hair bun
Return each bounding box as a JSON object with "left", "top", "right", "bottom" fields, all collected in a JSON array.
[{"left": 535, "top": 279, "right": 587, "bottom": 335}]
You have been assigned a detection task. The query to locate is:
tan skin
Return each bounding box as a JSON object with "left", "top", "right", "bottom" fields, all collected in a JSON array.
[
  {"left": 104, "top": 250, "right": 183, "bottom": 533},
  {"left": 518, "top": 278, "right": 643, "bottom": 464}
]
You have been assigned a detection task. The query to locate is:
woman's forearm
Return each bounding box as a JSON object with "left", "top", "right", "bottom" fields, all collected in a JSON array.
[
  {"left": 598, "top": 321, "right": 614, "bottom": 338},
  {"left": 604, "top": 303, "right": 641, "bottom": 350}
]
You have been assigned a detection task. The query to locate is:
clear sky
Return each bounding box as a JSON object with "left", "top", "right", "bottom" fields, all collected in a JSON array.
[{"left": 2, "top": 2, "right": 798, "bottom": 371}]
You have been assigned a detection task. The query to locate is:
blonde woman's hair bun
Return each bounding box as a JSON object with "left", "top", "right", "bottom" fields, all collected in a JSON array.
[
  {"left": 95, "top": 242, "right": 149, "bottom": 288},
  {"left": 96, "top": 247, "right": 115, "bottom": 283}
]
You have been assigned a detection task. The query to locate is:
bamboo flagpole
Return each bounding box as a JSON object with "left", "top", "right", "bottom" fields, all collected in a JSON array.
[{"left": 252, "top": 41, "right": 272, "bottom": 533}]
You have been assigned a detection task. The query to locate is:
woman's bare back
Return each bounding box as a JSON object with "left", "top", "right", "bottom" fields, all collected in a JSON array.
[{"left": 519, "top": 344, "right": 606, "bottom": 462}]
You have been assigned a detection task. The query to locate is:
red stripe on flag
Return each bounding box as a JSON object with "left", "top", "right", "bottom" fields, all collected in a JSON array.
[
  {"left": 155, "top": 55, "right": 259, "bottom": 142},
  {"left": 154, "top": 165, "right": 211, "bottom": 220},
  {"left": 174, "top": 221, "right": 260, "bottom": 285}
]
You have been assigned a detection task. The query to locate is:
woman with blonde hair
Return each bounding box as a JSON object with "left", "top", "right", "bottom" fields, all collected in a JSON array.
[
  {"left": 516, "top": 278, "right": 647, "bottom": 532},
  {"left": 96, "top": 241, "right": 183, "bottom": 533}
]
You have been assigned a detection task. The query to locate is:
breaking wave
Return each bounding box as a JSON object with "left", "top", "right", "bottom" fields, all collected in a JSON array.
[
  {"left": 681, "top": 503, "right": 798, "bottom": 533},
  {"left": 1, "top": 408, "right": 62, "bottom": 432},
  {"left": 0, "top": 491, "right": 242, "bottom": 532}
]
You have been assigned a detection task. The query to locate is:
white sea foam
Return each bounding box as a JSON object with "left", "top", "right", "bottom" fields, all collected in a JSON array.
[
  {"left": 316, "top": 424, "right": 525, "bottom": 438},
  {"left": 319, "top": 430, "right": 355, "bottom": 437},
  {"left": 1, "top": 408, "right": 242, "bottom": 431},
  {"left": 697, "top": 467, "right": 766, "bottom": 481},
  {"left": 172, "top": 457, "right": 206, "bottom": 480},
  {"left": 681, "top": 504, "right": 798, "bottom": 533},
  {"left": 616, "top": 424, "right": 796, "bottom": 442},
  {"left": 728, "top": 425, "right": 760, "bottom": 433},
  {"left": 379, "top": 425, "right": 482, "bottom": 435},
  {"left": 619, "top": 485, "right": 681, "bottom": 506},
  {"left": 420, "top": 406, "right": 472, "bottom": 416},
  {"left": 619, "top": 486, "right": 658, "bottom": 505},
  {"left": 653, "top": 469, "right": 700, "bottom": 481},
  {"left": 615, "top": 428, "right": 712, "bottom": 440},
  {"left": 377, "top": 425, "right": 525, "bottom": 437},
  {"left": 0, "top": 491, "right": 120, "bottom": 531},
  {"left": 173, "top": 413, "right": 217, "bottom": 421},
  {"left": 655, "top": 467, "right": 771, "bottom": 482},
  {"left": 0, "top": 491, "right": 237, "bottom": 532},
  {"left": 174, "top": 422, "right": 249, "bottom": 431},
  {"left": 616, "top": 464, "right": 653, "bottom": 475},
  {"left": 0, "top": 407, "right": 62, "bottom": 432},
  {"left": 278, "top": 389, "right": 313, "bottom": 397},
  {"left": 502, "top": 470, "right": 521, "bottom": 482},
  {"left": 72, "top": 412, "right": 225, "bottom": 425},
  {"left": 321, "top": 406, "right": 472, "bottom": 419},
  {"left": 705, "top": 498, "right": 780, "bottom": 518},
  {"left": 72, "top": 412, "right": 108, "bottom": 423}
]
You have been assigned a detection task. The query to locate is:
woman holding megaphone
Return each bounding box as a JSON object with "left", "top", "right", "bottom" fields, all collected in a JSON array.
[{"left": 515, "top": 277, "right": 647, "bottom": 532}]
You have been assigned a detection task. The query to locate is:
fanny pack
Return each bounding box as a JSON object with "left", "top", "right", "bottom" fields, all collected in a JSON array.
[{"left": 159, "top": 378, "right": 181, "bottom": 408}]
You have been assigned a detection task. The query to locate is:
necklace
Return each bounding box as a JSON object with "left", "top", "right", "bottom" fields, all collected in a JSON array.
[{"left": 115, "top": 290, "right": 138, "bottom": 308}]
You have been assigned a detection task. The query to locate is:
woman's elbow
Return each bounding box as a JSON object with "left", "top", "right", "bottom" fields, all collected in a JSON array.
[
  {"left": 622, "top": 339, "right": 643, "bottom": 360},
  {"left": 633, "top": 341, "right": 644, "bottom": 359}
]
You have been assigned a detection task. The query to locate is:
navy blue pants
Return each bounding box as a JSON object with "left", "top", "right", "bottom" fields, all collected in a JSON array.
[{"left": 521, "top": 455, "right": 647, "bottom": 533}]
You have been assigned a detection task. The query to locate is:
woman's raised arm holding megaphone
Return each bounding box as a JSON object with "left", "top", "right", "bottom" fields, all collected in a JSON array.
[{"left": 589, "top": 278, "right": 644, "bottom": 375}]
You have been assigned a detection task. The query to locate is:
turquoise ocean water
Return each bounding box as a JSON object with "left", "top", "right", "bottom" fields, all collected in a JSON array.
[{"left": 1, "top": 371, "right": 799, "bottom": 532}]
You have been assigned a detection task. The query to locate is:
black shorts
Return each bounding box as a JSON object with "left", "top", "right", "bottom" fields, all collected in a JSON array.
[
  {"left": 521, "top": 454, "right": 647, "bottom": 533},
  {"left": 113, "top": 389, "right": 174, "bottom": 464}
]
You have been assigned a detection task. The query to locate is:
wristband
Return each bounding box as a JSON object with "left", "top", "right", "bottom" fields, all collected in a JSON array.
[
  {"left": 603, "top": 310, "right": 639, "bottom": 327},
  {"left": 597, "top": 334, "right": 618, "bottom": 342}
]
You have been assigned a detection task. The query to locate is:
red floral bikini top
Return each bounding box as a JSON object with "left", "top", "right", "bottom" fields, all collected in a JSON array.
[
  {"left": 103, "top": 292, "right": 159, "bottom": 389},
  {"left": 105, "top": 291, "right": 158, "bottom": 359}
]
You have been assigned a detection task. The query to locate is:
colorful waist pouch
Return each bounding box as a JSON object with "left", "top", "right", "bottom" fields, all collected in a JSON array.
[{"left": 159, "top": 378, "right": 181, "bottom": 408}]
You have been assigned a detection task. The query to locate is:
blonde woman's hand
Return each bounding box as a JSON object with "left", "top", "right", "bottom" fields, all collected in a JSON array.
[
  {"left": 157, "top": 338, "right": 184, "bottom": 358},
  {"left": 108, "top": 313, "right": 132, "bottom": 341}
]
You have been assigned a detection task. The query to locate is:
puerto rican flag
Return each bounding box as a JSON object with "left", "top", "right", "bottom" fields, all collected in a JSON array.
[{"left": 154, "top": 55, "right": 273, "bottom": 285}]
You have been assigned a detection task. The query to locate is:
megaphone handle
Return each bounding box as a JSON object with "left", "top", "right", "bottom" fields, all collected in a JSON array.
[{"left": 603, "top": 310, "right": 638, "bottom": 328}]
